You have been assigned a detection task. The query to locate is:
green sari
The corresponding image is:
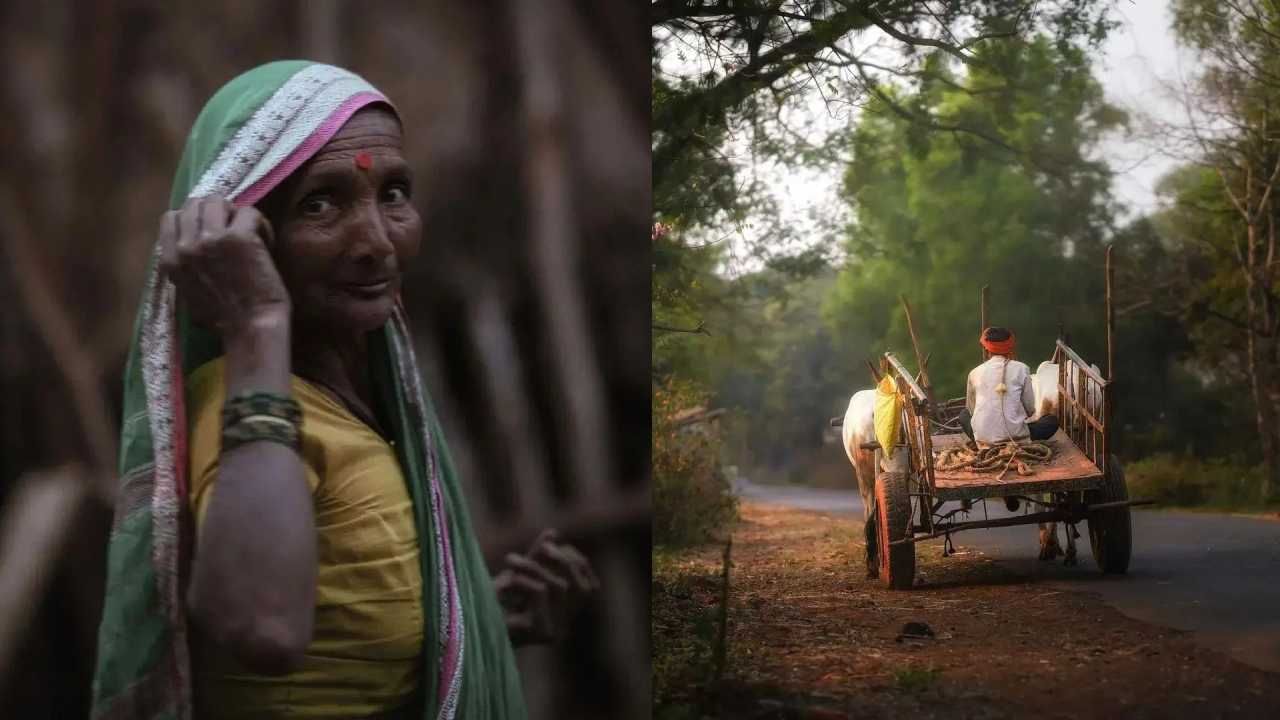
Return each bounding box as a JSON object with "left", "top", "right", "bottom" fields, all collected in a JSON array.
[{"left": 90, "top": 60, "right": 526, "bottom": 720}]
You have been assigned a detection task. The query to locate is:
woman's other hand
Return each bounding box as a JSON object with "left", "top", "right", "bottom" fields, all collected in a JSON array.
[
  {"left": 494, "top": 529, "right": 600, "bottom": 647},
  {"left": 158, "top": 196, "right": 290, "bottom": 338}
]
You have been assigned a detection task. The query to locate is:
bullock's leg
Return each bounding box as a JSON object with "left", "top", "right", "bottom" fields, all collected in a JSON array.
[
  {"left": 1038, "top": 493, "right": 1069, "bottom": 561},
  {"left": 1038, "top": 518, "right": 1063, "bottom": 561},
  {"left": 863, "top": 500, "right": 879, "bottom": 579},
  {"left": 855, "top": 448, "right": 878, "bottom": 579},
  {"left": 1063, "top": 522, "right": 1079, "bottom": 566}
]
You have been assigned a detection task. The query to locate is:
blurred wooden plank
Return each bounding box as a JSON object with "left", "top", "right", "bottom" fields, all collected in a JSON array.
[
  {"left": 482, "top": 484, "right": 650, "bottom": 564},
  {"left": 468, "top": 290, "right": 553, "bottom": 521},
  {"left": 0, "top": 188, "right": 116, "bottom": 504},
  {"left": 0, "top": 468, "right": 87, "bottom": 685},
  {"left": 595, "top": 543, "right": 648, "bottom": 720},
  {"left": 303, "top": 0, "right": 341, "bottom": 65},
  {"left": 511, "top": 0, "right": 614, "bottom": 505}
]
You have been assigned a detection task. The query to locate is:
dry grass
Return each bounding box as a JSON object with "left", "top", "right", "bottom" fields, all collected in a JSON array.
[{"left": 654, "top": 501, "right": 1280, "bottom": 719}]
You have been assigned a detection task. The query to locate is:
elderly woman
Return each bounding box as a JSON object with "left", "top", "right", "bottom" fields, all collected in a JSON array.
[{"left": 90, "top": 61, "right": 597, "bottom": 720}]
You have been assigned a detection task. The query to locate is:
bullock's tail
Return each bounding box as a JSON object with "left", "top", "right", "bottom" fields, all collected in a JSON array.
[
  {"left": 1033, "top": 361, "right": 1059, "bottom": 419},
  {"left": 1038, "top": 397, "right": 1057, "bottom": 419}
]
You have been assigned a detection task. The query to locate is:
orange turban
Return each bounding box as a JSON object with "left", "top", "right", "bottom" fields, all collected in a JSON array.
[{"left": 981, "top": 330, "right": 1016, "bottom": 355}]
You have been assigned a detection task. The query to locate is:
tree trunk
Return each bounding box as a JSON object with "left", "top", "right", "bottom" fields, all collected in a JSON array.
[
  {"left": 1244, "top": 219, "right": 1280, "bottom": 501},
  {"left": 1267, "top": 196, "right": 1280, "bottom": 502},
  {"left": 1263, "top": 292, "right": 1280, "bottom": 503},
  {"left": 1266, "top": 340, "right": 1280, "bottom": 502},
  {"left": 1245, "top": 311, "right": 1277, "bottom": 497}
]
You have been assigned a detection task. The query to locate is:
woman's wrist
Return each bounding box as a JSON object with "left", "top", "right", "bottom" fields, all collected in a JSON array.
[
  {"left": 224, "top": 304, "right": 290, "bottom": 341},
  {"left": 222, "top": 307, "right": 292, "bottom": 394}
]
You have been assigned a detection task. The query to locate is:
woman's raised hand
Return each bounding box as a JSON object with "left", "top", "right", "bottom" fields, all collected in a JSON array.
[
  {"left": 158, "top": 196, "right": 291, "bottom": 338},
  {"left": 494, "top": 529, "right": 600, "bottom": 647}
]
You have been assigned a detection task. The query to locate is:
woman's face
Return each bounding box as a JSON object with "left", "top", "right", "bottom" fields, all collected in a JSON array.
[{"left": 259, "top": 106, "right": 421, "bottom": 337}]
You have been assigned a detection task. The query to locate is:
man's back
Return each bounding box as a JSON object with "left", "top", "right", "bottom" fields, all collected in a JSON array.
[{"left": 967, "top": 356, "right": 1035, "bottom": 443}]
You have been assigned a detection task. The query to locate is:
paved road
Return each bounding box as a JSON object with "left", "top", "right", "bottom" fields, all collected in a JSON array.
[{"left": 734, "top": 478, "right": 1280, "bottom": 673}]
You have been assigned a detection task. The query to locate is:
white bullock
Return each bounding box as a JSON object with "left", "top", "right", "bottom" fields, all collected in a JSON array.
[
  {"left": 1030, "top": 359, "right": 1103, "bottom": 420},
  {"left": 838, "top": 389, "right": 908, "bottom": 578},
  {"left": 1030, "top": 360, "right": 1103, "bottom": 565}
]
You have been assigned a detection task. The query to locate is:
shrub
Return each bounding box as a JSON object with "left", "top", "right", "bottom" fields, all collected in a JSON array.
[
  {"left": 653, "top": 379, "right": 738, "bottom": 547},
  {"left": 652, "top": 548, "right": 726, "bottom": 715},
  {"left": 1124, "top": 453, "right": 1270, "bottom": 509},
  {"left": 893, "top": 666, "right": 941, "bottom": 693}
]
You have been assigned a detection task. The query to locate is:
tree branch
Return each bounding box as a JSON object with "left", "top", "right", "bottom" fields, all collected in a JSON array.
[
  {"left": 1207, "top": 307, "right": 1256, "bottom": 331},
  {"left": 862, "top": 7, "right": 1020, "bottom": 63},
  {"left": 653, "top": 3, "right": 878, "bottom": 188},
  {"left": 654, "top": 321, "right": 712, "bottom": 335}
]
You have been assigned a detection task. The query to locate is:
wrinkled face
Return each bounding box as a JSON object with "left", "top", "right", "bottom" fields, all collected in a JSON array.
[{"left": 258, "top": 106, "right": 421, "bottom": 336}]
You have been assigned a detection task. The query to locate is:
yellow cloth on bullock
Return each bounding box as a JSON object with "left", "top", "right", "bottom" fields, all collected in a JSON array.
[
  {"left": 186, "top": 357, "right": 424, "bottom": 719},
  {"left": 873, "top": 375, "right": 902, "bottom": 459}
]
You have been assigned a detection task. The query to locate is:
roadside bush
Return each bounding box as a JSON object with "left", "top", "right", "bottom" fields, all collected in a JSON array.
[
  {"left": 1125, "top": 453, "right": 1269, "bottom": 509},
  {"left": 651, "top": 549, "right": 722, "bottom": 715},
  {"left": 653, "top": 379, "right": 738, "bottom": 547}
]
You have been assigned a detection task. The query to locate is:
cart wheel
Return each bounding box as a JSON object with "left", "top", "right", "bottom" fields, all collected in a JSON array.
[
  {"left": 1086, "top": 454, "right": 1131, "bottom": 574},
  {"left": 875, "top": 471, "right": 915, "bottom": 589}
]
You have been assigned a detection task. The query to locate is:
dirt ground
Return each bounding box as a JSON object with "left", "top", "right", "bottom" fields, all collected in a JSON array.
[{"left": 653, "top": 501, "right": 1280, "bottom": 720}]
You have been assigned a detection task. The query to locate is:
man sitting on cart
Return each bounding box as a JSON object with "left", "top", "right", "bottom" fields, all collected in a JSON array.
[
  {"left": 959, "top": 327, "right": 1060, "bottom": 510},
  {"left": 959, "top": 327, "right": 1059, "bottom": 443}
]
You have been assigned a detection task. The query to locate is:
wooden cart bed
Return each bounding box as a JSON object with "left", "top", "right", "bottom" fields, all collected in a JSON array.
[{"left": 929, "top": 430, "right": 1103, "bottom": 501}]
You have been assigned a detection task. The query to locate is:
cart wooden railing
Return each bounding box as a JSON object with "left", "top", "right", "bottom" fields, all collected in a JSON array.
[
  {"left": 883, "top": 352, "right": 937, "bottom": 504},
  {"left": 1052, "top": 246, "right": 1115, "bottom": 478},
  {"left": 931, "top": 397, "right": 967, "bottom": 433},
  {"left": 1053, "top": 340, "right": 1111, "bottom": 477}
]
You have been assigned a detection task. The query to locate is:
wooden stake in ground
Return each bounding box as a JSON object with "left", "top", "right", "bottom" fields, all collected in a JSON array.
[{"left": 711, "top": 536, "right": 732, "bottom": 691}]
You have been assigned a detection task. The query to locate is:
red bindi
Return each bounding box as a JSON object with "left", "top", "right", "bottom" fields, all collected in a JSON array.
[{"left": 355, "top": 152, "right": 373, "bottom": 170}]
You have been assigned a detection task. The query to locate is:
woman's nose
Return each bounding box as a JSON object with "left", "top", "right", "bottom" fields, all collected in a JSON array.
[{"left": 350, "top": 199, "right": 395, "bottom": 261}]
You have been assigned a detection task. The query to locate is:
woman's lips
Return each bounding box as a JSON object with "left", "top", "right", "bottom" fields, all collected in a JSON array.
[{"left": 344, "top": 278, "right": 392, "bottom": 297}]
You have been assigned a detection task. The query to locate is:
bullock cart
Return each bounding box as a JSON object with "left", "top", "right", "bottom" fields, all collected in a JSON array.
[{"left": 863, "top": 246, "right": 1151, "bottom": 589}]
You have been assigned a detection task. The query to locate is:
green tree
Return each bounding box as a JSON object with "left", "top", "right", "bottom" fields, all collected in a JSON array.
[
  {"left": 651, "top": 1, "right": 1117, "bottom": 357},
  {"left": 717, "top": 268, "right": 846, "bottom": 470},
  {"left": 825, "top": 36, "right": 1121, "bottom": 400},
  {"left": 652, "top": 0, "right": 1115, "bottom": 233},
  {"left": 1108, "top": 216, "right": 1256, "bottom": 461},
  {"left": 1159, "top": 0, "right": 1280, "bottom": 499}
]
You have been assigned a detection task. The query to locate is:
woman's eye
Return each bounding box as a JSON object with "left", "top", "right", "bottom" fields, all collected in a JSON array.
[
  {"left": 300, "top": 195, "right": 334, "bottom": 215},
  {"left": 382, "top": 184, "right": 411, "bottom": 204}
]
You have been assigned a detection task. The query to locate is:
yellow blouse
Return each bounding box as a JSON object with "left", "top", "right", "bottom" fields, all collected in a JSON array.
[{"left": 186, "top": 357, "right": 423, "bottom": 719}]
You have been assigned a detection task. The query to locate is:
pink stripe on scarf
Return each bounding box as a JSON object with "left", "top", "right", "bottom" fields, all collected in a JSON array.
[
  {"left": 436, "top": 494, "right": 462, "bottom": 699},
  {"left": 170, "top": 342, "right": 188, "bottom": 501},
  {"left": 232, "top": 91, "right": 388, "bottom": 207}
]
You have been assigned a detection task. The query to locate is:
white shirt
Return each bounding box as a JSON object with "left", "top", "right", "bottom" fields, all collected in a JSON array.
[{"left": 966, "top": 355, "right": 1036, "bottom": 443}]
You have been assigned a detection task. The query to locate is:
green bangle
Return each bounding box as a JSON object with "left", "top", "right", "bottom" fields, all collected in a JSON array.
[
  {"left": 221, "top": 391, "right": 302, "bottom": 452},
  {"left": 222, "top": 390, "right": 303, "bottom": 426}
]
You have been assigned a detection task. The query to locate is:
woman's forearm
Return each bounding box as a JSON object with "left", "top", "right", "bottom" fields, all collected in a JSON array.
[{"left": 187, "top": 310, "right": 317, "bottom": 675}]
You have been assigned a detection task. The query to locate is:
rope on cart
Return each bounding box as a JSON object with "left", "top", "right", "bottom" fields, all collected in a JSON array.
[{"left": 934, "top": 439, "right": 1054, "bottom": 478}]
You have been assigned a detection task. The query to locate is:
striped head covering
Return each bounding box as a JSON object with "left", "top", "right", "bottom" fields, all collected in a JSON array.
[{"left": 90, "top": 60, "right": 526, "bottom": 720}]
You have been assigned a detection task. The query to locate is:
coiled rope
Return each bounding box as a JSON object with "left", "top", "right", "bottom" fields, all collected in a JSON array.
[{"left": 935, "top": 439, "right": 1054, "bottom": 479}]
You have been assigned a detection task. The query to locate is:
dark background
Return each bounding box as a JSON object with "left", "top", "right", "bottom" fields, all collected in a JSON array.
[{"left": 0, "top": 1, "right": 650, "bottom": 718}]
